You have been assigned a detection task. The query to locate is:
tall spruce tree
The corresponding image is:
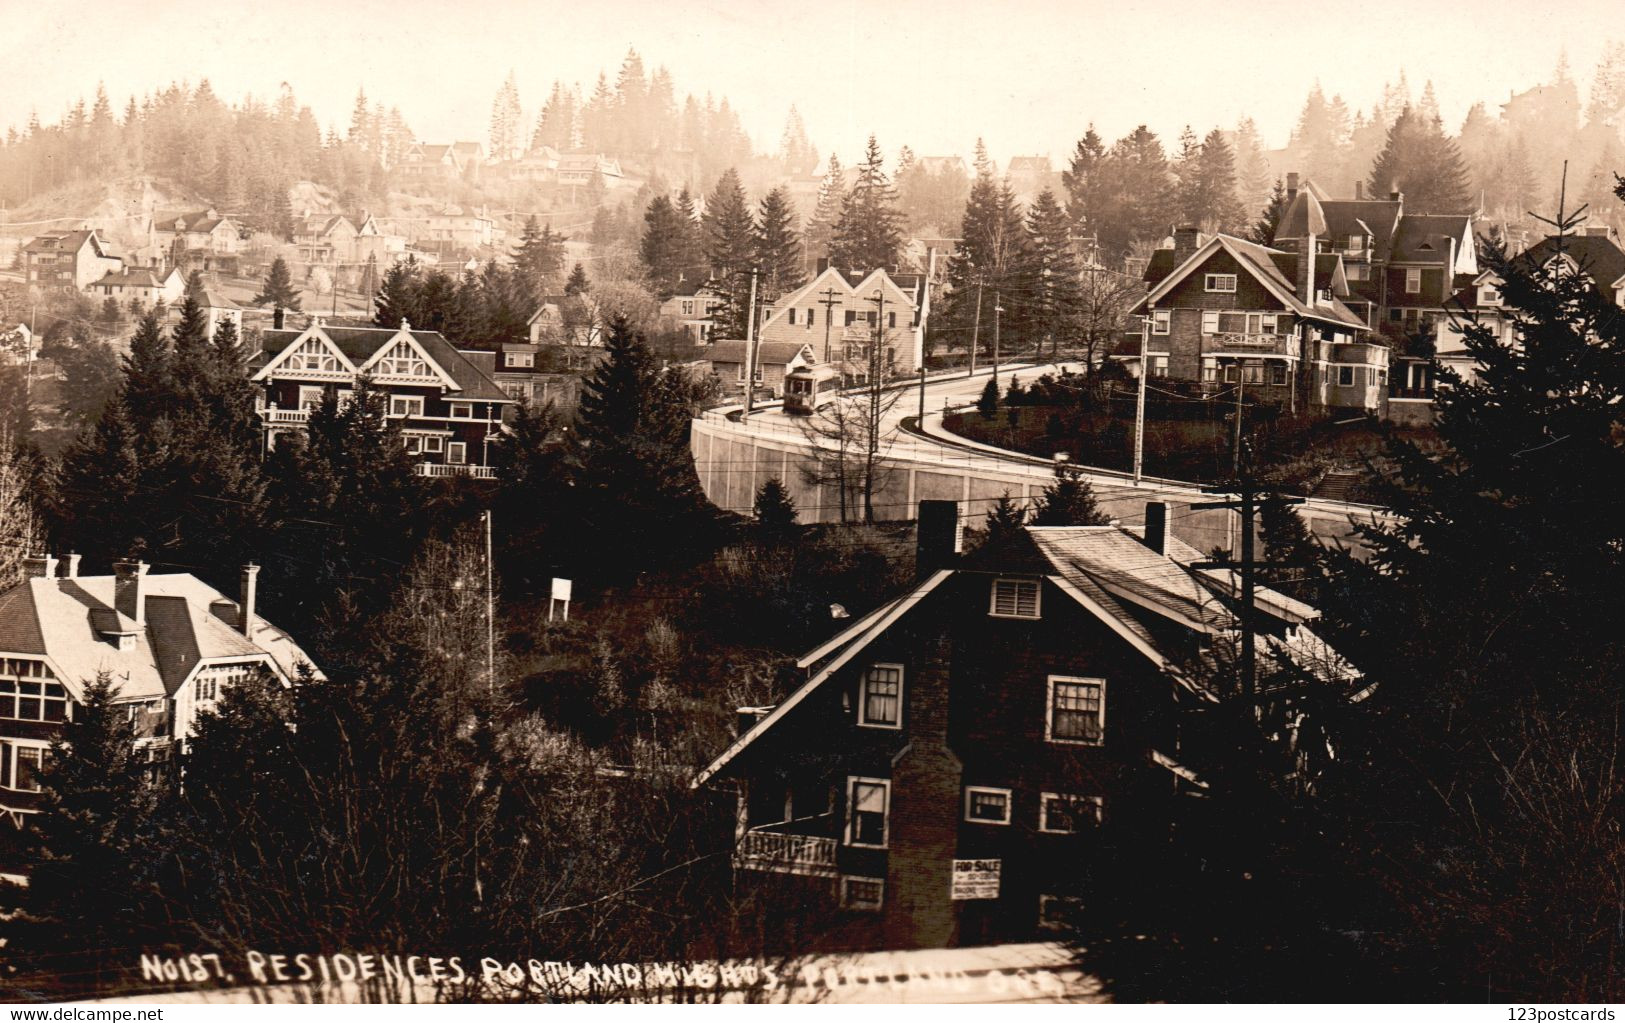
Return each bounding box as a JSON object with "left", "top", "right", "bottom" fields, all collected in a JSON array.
[
  {"left": 1366, "top": 105, "right": 1473, "bottom": 214},
  {"left": 512, "top": 215, "right": 565, "bottom": 302},
  {"left": 251, "top": 256, "right": 302, "bottom": 311},
  {"left": 803, "top": 153, "right": 844, "bottom": 271},
  {"left": 640, "top": 194, "right": 691, "bottom": 299},
  {"left": 754, "top": 186, "right": 805, "bottom": 298},
  {"left": 830, "top": 136, "right": 904, "bottom": 272},
  {"left": 1022, "top": 188, "right": 1083, "bottom": 361},
  {"left": 701, "top": 168, "right": 757, "bottom": 338}
]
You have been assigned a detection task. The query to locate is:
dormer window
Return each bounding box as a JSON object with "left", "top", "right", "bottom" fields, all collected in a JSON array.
[{"left": 990, "top": 578, "right": 1041, "bottom": 619}]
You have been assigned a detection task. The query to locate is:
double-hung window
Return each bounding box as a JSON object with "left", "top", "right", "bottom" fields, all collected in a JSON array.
[
  {"left": 990, "top": 578, "right": 1040, "bottom": 619},
  {"left": 449, "top": 402, "right": 474, "bottom": 419},
  {"left": 1, "top": 742, "right": 48, "bottom": 792},
  {"left": 845, "top": 777, "right": 890, "bottom": 848},
  {"left": 1404, "top": 268, "right": 1422, "bottom": 294},
  {"left": 965, "top": 786, "right": 1012, "bottom": 825},
  {"left": 841, "top": 876, "right": 884, "bottom": 911},
  {"left": 389, "top": 395, "right": 424, "bottom": 418},
  {"left": 1039, "top": 792, "right": 1104, "bottom": 833},
  {"left": 858, "top": 664, "right": 902, "bottom": 728},
  {"left": 1338, "top": 365, "right": 1356, "bottom": 387},
  {"left": 1046, "top": 676, "right": 1105, "bottom": 745},
  {"left": 446, "top": 441, "right": 467, "bottom": 465},
  {"left": 1150, "top": 310, "right": 1170, "bottom": 335}
]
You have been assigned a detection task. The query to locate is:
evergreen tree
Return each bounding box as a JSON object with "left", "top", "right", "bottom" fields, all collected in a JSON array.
[
  {"left": 1022, "top": 189, "right": 1082, "bottom": 360},
  {"left": 1030, "top": 465, "right": 1108, "bottom": 526},
  {"left": 564, "top": 263, "right": 590, "bottom": 297},
  {"left": 978, "top": 376, "right": 1000, "bottom": 419},
  {"left": 512, "top": 215, "right": 565, "bottom": 303},
  {"left": 1366, "top": 106, "right": 1473, "bottom": 214},
  {"left": 1063, "top": 127, "right": 1108, "bottom": 243},
  {"left": 1250, "top": 178, "right": 1290, "bottom": 246},
  {"left": 640, "top": 195, "right": 691, "bottom": 299},
  {"left": 701, "top": 168, "right": 757, "bottom": 338},
  {"left": 373, "top": 256, "right": 423, "bottom": 329},
  {"left": 752, "top": 476, "right": 799, "bottom": 541},
  {"left": 982, "top": 490, "right": 1028, "bottom": 548},
  {"left": 947, "top": 141, "right": 1028, "bottom": 359},
  {"left": 1094, "top": 126, "right": 1175, "bottom": 258},
  {"left": 21, "top": 673, "right": 158, "bottom": 977},
  {"left": 830, "top": 136, "right": 904, "bottom": 272},
  {"left": 754, "top": 187, "right": 805, "bottom": 299},
  {"left": 804, "top": 153, "right": 844, "bottom": 270},
  {"left": 252, "top": 256, "right": 302, "bottom": 312}
]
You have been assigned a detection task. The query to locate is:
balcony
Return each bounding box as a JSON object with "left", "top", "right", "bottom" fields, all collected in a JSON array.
[
  {"left": 734, "top": 829, "right": 839, "bottom": 877},
  {"left": 1388, "top": 385, "right": 1435, "bottom": 401},
  {"left": 260, "top": 407, "right": 311, "bottom": 426},
  {"left": 414, "top": 463, "right": 498, "bottom": 480},
  {"left": 1209, "top": 332, "right": 1290, "bottom": 353}
]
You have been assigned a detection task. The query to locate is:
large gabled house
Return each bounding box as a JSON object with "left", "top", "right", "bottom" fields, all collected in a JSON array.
[
  {"left": 250, "top": 320, "right": 516, "bottom": 478},
  {"left": 694, "top": 501, "right": 1359, "bottom": 951},
  {"left": 294, "top": 214, "right": 360, "bottom": 266},
  {"left": 151, "top": 208, "right": 244, "bottom": 273},
  {"left": 21, "top": 230, "right": 123, "bottom": 292},
  {"left": 755, "top": 263, "right": 931, "bottom": 378},
  {"left": 0, "top": 554, "right": 318, "bottom": 838},
  {"left": 85, "top": 265, "right": 186, "bottom": 308},
  {"left": 1131, "top": 212, "right": 1385, "bottom": 415}
]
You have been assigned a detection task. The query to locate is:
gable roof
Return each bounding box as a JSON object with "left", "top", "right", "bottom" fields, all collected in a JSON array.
[
  {"left": 705, "top": 340, "right": 814, "bottom": 367},
  {"left": 1390, "top": 214, "right": 1474, "bottom": 265},
  {"left": 1138, "top": 234, "right": 1367, "bottom": 330},
  {"left": 90, "top": 267, "right": 176, "bottom": 289},
  {"left": 255, "top": 325, "right": 514, "bottom": 401},
  {"left": 1519, "top": 233, "right": 1625, "bottom": 295},
  {"left": 0, "top": 572, "right": 319, "bottom": 702}
]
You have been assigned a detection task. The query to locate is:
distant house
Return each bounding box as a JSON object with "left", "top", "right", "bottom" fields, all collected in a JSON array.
[
  {"left": 705, "top": 339, "right": 816, "bottom": 396},
  {"left": 1003, "top": 156, "right": 1057, "bottom": 204},
  {"left": 397, "top": 142, "right": 483, "bottom": 185},
  {"left": 658, "top": 278, "right": 726, "bottom": 343},
  {"left": 21, "top": 230, "right": 123, "bottom": 291},
  {"left": 527, "top": 294, "right": 598, "bottom": 347},
  {"left": 187, "top": 278, "right": 244, "bottom": 336},
  {"left": 0, "top": 554, "right": 319, "bottom": 836},
  {"left": 556, "top": 154, "right": 623, "bottom": 189},
  {"left": 250, "top": 319, "right": 515, "bottom": 478},
  {"left": 294, "top": 214, "right": 360, "bottom": 266},
  {"left": 354, "top": 214, "right": 409, "bottom": 266},
  {"left": 423, "top": 207, "right": 495, "bottom": 251},
  {"left": 694, "top": 501, "right": 1360, "bottom": 950},
  {"left": 86, "top": 265, "right": 186, "bottom": 308},
  {"left": 754, "top": 263, "right": 931, "bottom": 376},
  {"left": 152, "top": 208, "right": 243, "bottom": 272},
  {"left": 510, "top": 146, "right": 562, "bottom": 183},
  {"left": 488, "top": 342, "right": 607, "bottom": 414}
]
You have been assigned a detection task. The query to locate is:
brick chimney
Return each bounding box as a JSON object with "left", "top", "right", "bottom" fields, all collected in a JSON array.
[
  {"left": 239, "top": 562, "right": 260, "bottom": 638},
  {"left": 1142, "top": 502, "right": 1168, "bottom": 556},
  {"left": 1173, "top": 226, "right": 1202, "bottom": 261},
  {"left": 273, "top": 305, "right": 285, "bottom": 330},
  {"left": 23, "top": 552, "right": 57, "bottom": 579},
  {"left": 113, "top": 559, "right": 149, "bottom": 627},
  {"left": 62, "top": 553, "right": 81, "bottom": 579},
  {"left": 916, "top": 500, "right": 960, "bottom": 580},
  {"left": 1354, "top": 181, "right": 1364, "bottom": 200},
  {"left": 1389, "top": 188, "right": 1403, "bottom": 206},
  {"left": 1286, "top": 172, "right": 1300, "bottom": 202}
]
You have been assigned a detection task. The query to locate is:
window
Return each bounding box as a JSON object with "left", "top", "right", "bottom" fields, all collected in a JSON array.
[
  {"left": 1347, "top": 234, "right": 1363, "bottom": 251},
  {"left": 4, "top": 743, "right": 47, "bottom": 792},
  {"left": 681, "top": 300, "right": 694, "bottom": 316},
  {"left": 1150, "top": 310, "right": 1170, "bottom": 335},
  {"left": 1047, "top": 677, "right": 1105, "bottom": 745},
  {"left": 0, "top": 680, "right": 69, "bottom": 722},
  {"left": 1270, "top": 363, "right": 1288, "bottom": 386},
  {"left": 389, "top": 395, "right": 424, "bottom": 418},
  {"left": 446, "top": 441, "right": 467, "bottom": 465},
  {"left": 375, "top": 339, "right": 434, "bottom": 378},
  {"left": 845, "top": 777, "right": 889, "bottom": 848},
  {"left": 1149, "top": 355, "right": 1169, "bottom": 377},
  {"left": 990, "top": 578, "right": 1040, "bottom": 619},
  {"left": 1480, "top": 284, "right": 1501, "bottom": 305},
  {"left": 859, "top": 664, "right": 903, "bottom": 728},
  {"left": 423, "top": 436, "right": 445, "bottom": 454},
  {"left": 1040, "top": 793, "right": 1104, "bottom": 834},
  {"left": 506, "top": 352, "right": 534, "bottom": 368},
  {"left": 1222, "top": 363, "right": 1239, "bottom": 383},
  {"left": 1338, "top": 365, "right": 1356, "bottom": 387},
  {"left": 1204, "top": 273, "right": 1237, "bottom": 293},
  {"left": 405, "top": 436, "right": 423, "bottom": 455},
  {"left": 449, "top": 402, "right": 473, "bottom": 419},
  {"left": 1349, "top": 263, "right": 1369, "bottom": 281},
  {"left": 297, "top": 385, "right": 326, "bottom": 410},
  {"left": 841, "top": 876, "right": 885, "bottom": 911},
  {"left": 965, "top": 786, "right": 1012, "bottom": 825},
  {"left": 1404, "top": 268, "right": 1422, "bottom": 294},
  {"left": 888, "top": 312, "right": 896, "bottom": 328},
  {"left": 845, "top": 310, "right": 856, "bottom": 326}
]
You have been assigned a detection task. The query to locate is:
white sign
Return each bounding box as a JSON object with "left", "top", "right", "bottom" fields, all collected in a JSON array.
[
  {"left": 950, "top": 858, "right": 1001, "bottom": 900},
  {"left": 550, "top": 578, "right": 572, "bottom": 601}
]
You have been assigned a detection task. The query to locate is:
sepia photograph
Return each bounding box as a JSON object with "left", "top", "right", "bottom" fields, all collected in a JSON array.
[{"left": 0, "top": 0, "right": 1623, "bottom": 1009}]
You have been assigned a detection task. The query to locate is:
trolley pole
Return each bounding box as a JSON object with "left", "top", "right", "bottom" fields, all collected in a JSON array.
[
  {"left": 968, "top": 278, "right": 983, "bottom": 377},
  {"left": 918, "top": 366, "right": 926, "bottom": 423}
]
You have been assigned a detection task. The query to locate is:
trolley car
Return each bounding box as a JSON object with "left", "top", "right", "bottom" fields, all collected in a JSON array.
[{"left": 782, "top": 364, "right": 842, "bottom": 414}]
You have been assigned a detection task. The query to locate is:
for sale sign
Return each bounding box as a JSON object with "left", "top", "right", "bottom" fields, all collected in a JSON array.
[{"left": 950, "top": 858, "right": 1001, "bottom": 900}]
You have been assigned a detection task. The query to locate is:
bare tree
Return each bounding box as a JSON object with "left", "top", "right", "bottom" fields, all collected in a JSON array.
[
  {"left": 0, "top": 420, "right": 43, "bottom": 588},
  {"left": 1075, "top": 261, "right": 1141, "bottom": 371},
  {"left": 797, "top": 307, "right": 904, "bottom": 522}
]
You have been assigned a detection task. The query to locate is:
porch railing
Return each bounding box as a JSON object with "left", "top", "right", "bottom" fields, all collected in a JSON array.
[
  {"left": 414, "top": 463, "right": 498, "bottom": 479},
  {"left": 735, "top": 829, "right": 839, "bottom": 875}
]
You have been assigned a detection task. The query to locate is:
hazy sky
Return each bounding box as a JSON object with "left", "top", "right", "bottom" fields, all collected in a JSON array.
[{"left": 3, "top": 0, "right": 1621, "bottom": 170}]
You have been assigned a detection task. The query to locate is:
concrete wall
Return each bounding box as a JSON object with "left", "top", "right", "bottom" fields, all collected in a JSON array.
[{"left": 691, "top": 417, "right": 1378, "bottom": 557}]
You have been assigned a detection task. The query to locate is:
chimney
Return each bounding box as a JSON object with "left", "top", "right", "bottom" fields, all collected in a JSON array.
[
  {"left": 273, "top": 305, "right": 285, "bottom": 330},
  {"left": 113, "top": 559, "right": 149, "bottom": 627},
  {"left": 1354, "top": 181, "right": 1364, "bottom": 200},
  {"left": 63, "top": 553, "right": 81, "bottom": 579},
  {"left": 1389, "top": 188, "right": 1403, "bottom": 204},
  {"left": 1286, "top": 172, "right": 1300, "bottom": 201},
  {"left": 1143, "top": 502, "right": 1168, "bottom": 556},
  {"left": 1173, "top": 226, "right": 1202, "bottom": 260},
  {"left": 23, "top": 552, "right": 57, "bottom": 579},
  {"left": 239, "top": 562, "right": 260, "bottom": 638},
  {"left": 816, "top": 257, "right": 832, "bottom": 275},
  {"left": 916, "top": 500, "right": 960, "bottom": 580}
]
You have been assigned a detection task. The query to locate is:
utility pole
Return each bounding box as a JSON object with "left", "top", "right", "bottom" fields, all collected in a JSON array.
[
  {"left": 818, "top": 286, "right": 842, "bottom": 363},
  {"left": 484, "top": 509, "right": 495, "bottom": 695},
  {"left": 742, "top": 267, "right": 761, "bottom": 418},
  {"left": 1133, "top": 308, "right": 1150, "bottom": 484},
  {"left": 918, "top": 366, "right": 926, "bottom": 424},
  {"left": 1233, "top": 361, "right": 1246, "bottom": 479},
  {"left": 968, "top": 278, "right": 983, "bottom": 377},
  {"left": 1193, "top": 473, "right": 1304, "bottom": 705},
  {"left": 992, "top": 289, "right": 1003, "bottom": 384}
]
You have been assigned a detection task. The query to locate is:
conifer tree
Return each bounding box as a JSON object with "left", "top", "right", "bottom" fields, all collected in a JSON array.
[
  {"left": 982, "top": 490, "right": 1028, "bottom": 548},
  {"left": 1030, "top": 465, "right": 1109, "bottom": 526},
  {"left": 252, "top": 256, "right": 302, "bottom": 312},
  {"left": 754, "top": 187, "right": 805, "bottom": 298},
  {"left": 752, "top": 476, "right": 799, "bottom": 542},
  {"left": 1022, "top": 189, "right": 1082, "bottom": 361},
  {"left": 1366, "top": 106, "right": 1473, "bottom": 214},
  {"left": 640, "top": 195, "right": 691, "bottom": 299},
  {"left": 512, "top": 215, "right": 565, "bottom": 302},
  {"left": 1250, "top": 178, "right": 1290, "bottom": 246},
  {"left": 830, "top": 136, "right": 904, "bottom": 272},
  {"left": 803, "top": 153, "right": 844, "bottom": 270},
  {"left": 564, "top": 263, "right": 590, "bottom": 297},
  {"left": 702, "top": 168, "right": 757, "bottom": 337}
]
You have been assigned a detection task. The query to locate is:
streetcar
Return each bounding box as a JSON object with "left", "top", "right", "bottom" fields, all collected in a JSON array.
[{"left": 782, "top": 364, "right": 843, "bottom": 414}]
